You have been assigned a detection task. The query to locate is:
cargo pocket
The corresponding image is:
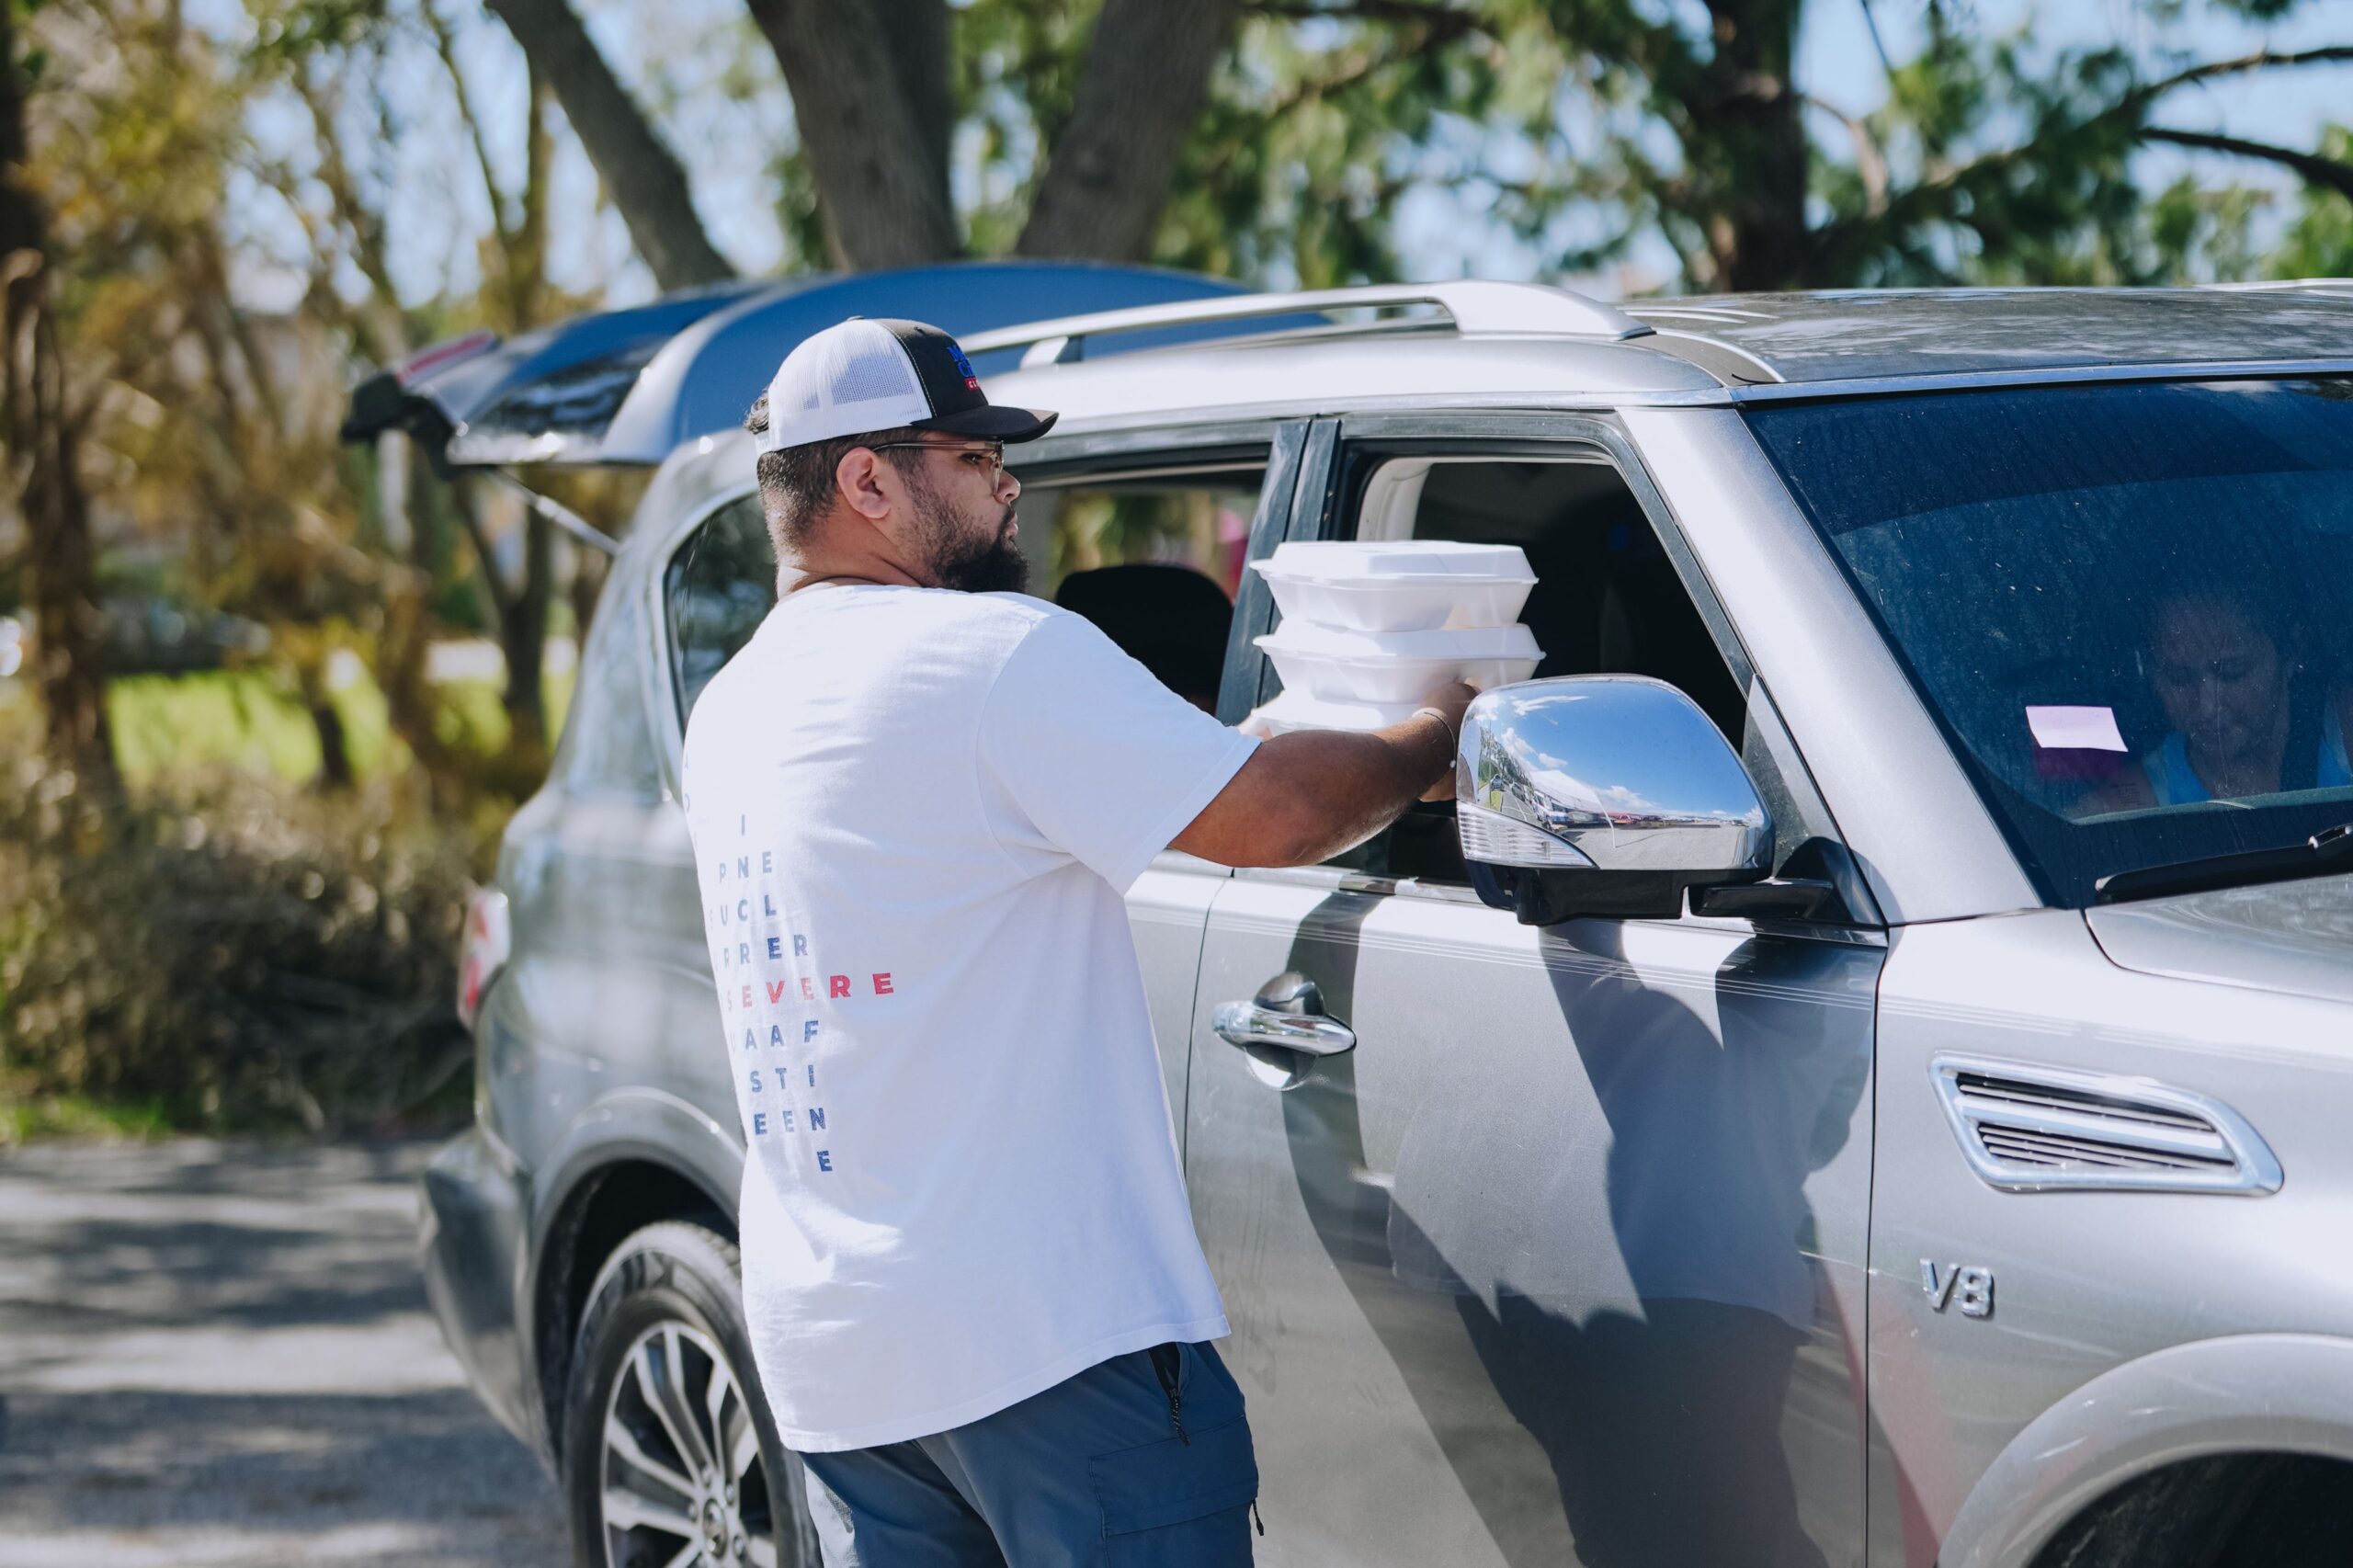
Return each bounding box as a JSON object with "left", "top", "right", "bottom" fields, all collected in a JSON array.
[{"left": 1088, "top": 1410, "right": 1259, "bottom": 1566}]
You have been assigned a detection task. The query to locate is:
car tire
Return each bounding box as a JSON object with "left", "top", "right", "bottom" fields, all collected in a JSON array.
[{"left": 562, "top": 1220, "right": 816, "bottom": 1568}]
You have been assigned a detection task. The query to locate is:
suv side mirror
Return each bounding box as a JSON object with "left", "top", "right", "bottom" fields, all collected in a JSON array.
[{"left": 1456, "top": 676, "right": 1772, "bottom": 923}]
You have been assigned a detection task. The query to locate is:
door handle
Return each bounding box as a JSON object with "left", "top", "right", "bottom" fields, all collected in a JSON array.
[{"left": 1212, "top": 972, "right": 1356, "bottom": 1058}]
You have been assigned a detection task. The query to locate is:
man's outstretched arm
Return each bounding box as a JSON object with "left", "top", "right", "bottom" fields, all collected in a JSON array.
[{"left": 1172, "top": 682, "right": 1474, "bottom": 869}]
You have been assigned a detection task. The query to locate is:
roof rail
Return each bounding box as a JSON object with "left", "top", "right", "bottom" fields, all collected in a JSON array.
[
  {"left": 2202, "top": 278, "right": 2353, "bottom": 294},
  {"left": 961, "top": 279, "right": 1654, "bottom": 369}
]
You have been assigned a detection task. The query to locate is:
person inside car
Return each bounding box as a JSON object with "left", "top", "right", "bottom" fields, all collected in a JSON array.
[{"left": 2081, "top": 578, "right": 2353, "bottom": 812}]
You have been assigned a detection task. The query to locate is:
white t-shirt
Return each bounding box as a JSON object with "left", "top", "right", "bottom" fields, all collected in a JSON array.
[{"left": 679, "top": 583, "right": 1258, "bottom": 1452}]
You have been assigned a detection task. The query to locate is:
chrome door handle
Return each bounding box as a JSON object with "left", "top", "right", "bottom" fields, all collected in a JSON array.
[
  {"left": 1212, "top": 972, "right": 1356, "bottom": 1057},
  {"left": 1213, "top": 1002, "right": 1356, "bottom": 1055}
]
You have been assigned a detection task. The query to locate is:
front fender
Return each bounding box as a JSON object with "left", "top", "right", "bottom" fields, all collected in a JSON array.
[{"left": 1941, "top": 1333, "right": 2353, "bottom": 1568}]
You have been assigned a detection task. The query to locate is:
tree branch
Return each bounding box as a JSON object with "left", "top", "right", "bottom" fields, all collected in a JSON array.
[
  {"left": 2143, "top": 126, "right": 2353, "bottom": 204},
  {"left": 1241, "top": 0, "right": 1462, "bottom": 21},
  {"left": 480, "top": 0, "right": 735, "bottom": 289},
  {"left": 2136, "top": 45, "right": 2353, "bottom": 106},
  {"left": 423, "top": 0, "right": 517, "bottom": 257},
  {"left": 1802, "top": 92, "right": 1888, "bottom": 216}
]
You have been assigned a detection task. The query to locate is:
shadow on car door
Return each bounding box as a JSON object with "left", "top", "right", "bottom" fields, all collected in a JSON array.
[{"left": 1183, "top": 873, "right": 1878, "bottom": 1566}]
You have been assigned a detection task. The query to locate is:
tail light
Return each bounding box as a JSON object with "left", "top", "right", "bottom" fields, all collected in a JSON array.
[{"left": 457, "top": 884, "right": 511, "bottom": 1032}]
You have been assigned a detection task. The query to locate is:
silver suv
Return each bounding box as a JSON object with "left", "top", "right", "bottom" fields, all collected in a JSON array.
[{"left": 424, "top": 278, "right": 2353, "bottom": 1568}]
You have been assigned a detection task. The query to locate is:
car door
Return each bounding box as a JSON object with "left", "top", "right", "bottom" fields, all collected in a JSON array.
[{"left": 1183, "top": 414, "right": 1881, "bottom": 1568}]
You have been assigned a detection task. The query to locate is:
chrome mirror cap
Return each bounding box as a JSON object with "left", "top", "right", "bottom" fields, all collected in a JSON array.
[{"left": 1456, "top": 675, "right": 1772, "bottom": 922}]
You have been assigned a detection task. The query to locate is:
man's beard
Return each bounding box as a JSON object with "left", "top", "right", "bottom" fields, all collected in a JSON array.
[{"left": 911, "top": 470, "right": 1029, "bottom": 594}]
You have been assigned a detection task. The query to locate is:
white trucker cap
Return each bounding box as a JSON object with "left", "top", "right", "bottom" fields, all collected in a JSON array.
[{"left": 754, "top": 317, "right": 1058, "bottom": 455}]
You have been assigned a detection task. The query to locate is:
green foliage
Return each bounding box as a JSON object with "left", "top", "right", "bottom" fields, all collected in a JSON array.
[
  {"left": 2271, "top": 123, "right": 2353, "bottom": 278},
  {"left": 0, "top": 730, "right": 488, "bottom": 1135},
  {"left": 89, "top": 664, "right": 571, "bottom": 790},
  {"left": 107, "top": 670, "right": 369, "bottom": 785},
  {"left": 0, "top": 1091, "right": 175, "bottom": 1146}
]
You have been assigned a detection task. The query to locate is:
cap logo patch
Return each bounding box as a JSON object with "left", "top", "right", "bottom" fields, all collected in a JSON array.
[{"left": 946, "top": 340, "right": 980, "bottom": 390}]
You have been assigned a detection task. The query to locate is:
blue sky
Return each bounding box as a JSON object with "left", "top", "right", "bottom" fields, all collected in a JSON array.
[{"left": 233, "top": 0, "right": 2353, "bottom": 316}]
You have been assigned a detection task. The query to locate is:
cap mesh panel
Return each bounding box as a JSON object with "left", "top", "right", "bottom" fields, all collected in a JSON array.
[
  {"left": 758, "top": 318, "right": 935, "bottom": 452},
  {"left": 819, "top": 327, "right": 921, "bottom": 409}
]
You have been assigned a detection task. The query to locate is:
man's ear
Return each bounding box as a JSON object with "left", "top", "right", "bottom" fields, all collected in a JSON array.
[{"left": 835, "top": 447, "right": 895, "bottom": 524}]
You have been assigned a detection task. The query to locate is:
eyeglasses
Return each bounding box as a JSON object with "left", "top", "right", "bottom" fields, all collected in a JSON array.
[{"left": 868, "top": 440, "right": 1008, "bottom": 483}]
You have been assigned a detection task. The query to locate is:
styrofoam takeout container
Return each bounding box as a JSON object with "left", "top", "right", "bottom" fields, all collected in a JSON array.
[
  {"left": 1252, "top": 687, "right": 1427, "bottom": 736},
  {"left": 1251, "top": 541, "right": 1537, "bottom": 632},
  {"left": 1256, "top": 621, "right": 1543, "bottom": 703}
]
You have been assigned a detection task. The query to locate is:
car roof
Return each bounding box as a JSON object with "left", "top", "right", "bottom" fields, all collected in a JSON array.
[
  {"left": 636, "top": 280, "right": 2353, "bottom": 540},
  {"left": 1625, "top": 284, "right": 2353, "bottom": 384}
]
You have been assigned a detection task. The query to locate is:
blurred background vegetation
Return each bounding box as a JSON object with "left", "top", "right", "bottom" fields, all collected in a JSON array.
[{"left": 1, "top": 0, "right": 2348, "bottom": 1139}]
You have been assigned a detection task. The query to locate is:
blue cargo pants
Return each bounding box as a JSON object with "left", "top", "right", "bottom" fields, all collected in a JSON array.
[{"left": 798, "top": 1339, "right": 1259, "bottom": 1567}]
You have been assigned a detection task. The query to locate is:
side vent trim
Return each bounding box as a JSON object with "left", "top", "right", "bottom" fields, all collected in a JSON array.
[{"left": 1930, "top": 1055, "right": 2283, "bottom": 1196}]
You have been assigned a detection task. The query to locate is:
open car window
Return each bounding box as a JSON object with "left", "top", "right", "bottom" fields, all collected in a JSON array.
[
  {"left": 1313, "top": 449, "right": 1746, "bottom": 885},
  {"left": 659, "top": 458, "right": 1274, "bottom": 730},
  {"left": 1024, "top": 463, "right": 1267, "bottom": 712}
]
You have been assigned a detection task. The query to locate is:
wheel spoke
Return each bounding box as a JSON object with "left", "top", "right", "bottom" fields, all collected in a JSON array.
[
  {"left": 729, "top": 1413, "right": 760, "bottom": 1485},
  {"left": 746, "top": 1537, "right": 779, "bottom": 1568},
  {"left": 705, "top": 1350, "right": 734, "bottom": 1437},
  {"left": 602, "top": 1486, "right": 697, "bottom": 1540},
  {"left": 635, "top": 1338, "right": 713, "bottom": 1483},
  {"left": 657, "top": 1540, "right": 701, "bottom": 1568},
  {"left": 665, "top": 1324, "right": 723, "bottom": 1475},
  {"left": 606, "top": 1413, "right": 696, "bottom": 1499}
]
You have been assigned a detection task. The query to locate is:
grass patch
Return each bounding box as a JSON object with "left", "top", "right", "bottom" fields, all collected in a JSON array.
[
  {"left": 108, "top": 670, "right": 344, "bottom": 783},
  {"left": 92, "top": 664, "right": 575, "bottom": 790},
  {"left": 0, "top": 1089, "right": 176, "bottom": 1146}
]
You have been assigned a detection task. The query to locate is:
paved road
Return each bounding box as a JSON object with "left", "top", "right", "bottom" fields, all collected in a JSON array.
[{"left": 0, "top": 1138, "right": 571, "bottom": 1567}]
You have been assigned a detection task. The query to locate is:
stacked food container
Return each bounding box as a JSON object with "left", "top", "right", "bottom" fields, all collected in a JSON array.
[{"left": 1249, "top": 541, "right": 1542, "bottom": 733}]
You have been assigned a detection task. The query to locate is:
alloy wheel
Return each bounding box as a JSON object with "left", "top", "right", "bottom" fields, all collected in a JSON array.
[{"left": 599, "top": 1319, "right": 780, "bottom": 1568}]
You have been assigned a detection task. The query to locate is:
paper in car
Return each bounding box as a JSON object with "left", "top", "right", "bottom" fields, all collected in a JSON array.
[{"left": 2026, "top": 705, "right": 2128, "bottom": 753}]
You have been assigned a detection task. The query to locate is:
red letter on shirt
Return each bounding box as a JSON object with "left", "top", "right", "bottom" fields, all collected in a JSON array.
[
  {"left": 766, "top": 981, "right": 788, "bottom": 1005},
  {"left": 740, "top": 984, "right": 753, "bottom": 1010},
  {"left": 829, "top": 974, "right": 851, "bottom": 999},
  {"left": 872, "top": 972, "right": 893, "bottom": 995}
]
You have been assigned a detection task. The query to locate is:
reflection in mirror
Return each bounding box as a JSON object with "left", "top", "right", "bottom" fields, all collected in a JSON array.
[{"left": 1457, "top": 676, "right": 1771, "bottom": 922}]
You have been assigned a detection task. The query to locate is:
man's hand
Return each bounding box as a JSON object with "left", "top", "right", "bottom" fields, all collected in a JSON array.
[{"left": 1177, "top": 679, "right": 1480, "bottom": 868}]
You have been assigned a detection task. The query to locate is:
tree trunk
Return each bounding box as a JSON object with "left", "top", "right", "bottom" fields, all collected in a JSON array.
[
  {"left": 1693, "top": 0, "right": 1812, "bottom": 290},
  {"left": 502, "top": 511, "right": 552, "bottom": 760},
  {"left": 742, "top": 0, "right": 960, "bottom": 267},
  {"left": 307, "top": 691, "right": 353, "bottom": 790},
  {"left": 481, "top": 0, "right": 736, "bottom": 290},
  {"left": 0, "top": 5, "right": 116, "bottom": 787},
  {"left": 568, "top": 539, "right": 606, "bottom": 642},
  {"left": 1017, "top": 0, "right": 1236, "bottom": 262},
  {"left": 16, "top": 352, "right": 111, "bottom": 778},
  {"left": 358, "top": 411, "right": 474, "bottom": 808}
]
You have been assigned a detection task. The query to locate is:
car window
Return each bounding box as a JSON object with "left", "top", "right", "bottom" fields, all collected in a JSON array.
[
  {"left": 663, "top": 494, "right": 776, "bottom": 724},
  {"left": 1313, "top": 451, "right": 1745, "bottom": 884},
  {"left": 1024, "top": 464, "right": 1266, "bottom": 711},
  {"left": 661, "top": 463, "right": 1270, "bottom": 729},
  {"left": 553, "top": 569, "right": 665, "bottom": 800},
  {"left": 1747, "top": 377, "right": 2353, "bottom": 907}
]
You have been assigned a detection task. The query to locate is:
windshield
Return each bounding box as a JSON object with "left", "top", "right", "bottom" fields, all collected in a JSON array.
[{"left": 1745, "top": 377, "right": 2353, "bottom": 907}]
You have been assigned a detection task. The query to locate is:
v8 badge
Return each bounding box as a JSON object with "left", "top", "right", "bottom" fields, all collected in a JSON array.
[{"left": 1922, "top": 1260, "right": 1995, "bottom": 1319}]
